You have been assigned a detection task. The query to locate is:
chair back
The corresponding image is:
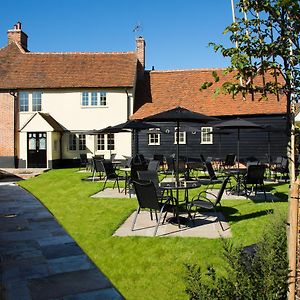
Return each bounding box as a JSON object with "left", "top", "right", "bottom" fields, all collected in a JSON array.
[
  {"left": 166, "top": 156, "right": 175, "bottom": 172},
  {"left": 131, "top": 163, "right": 148, "bottom": 181},
  {"left": 214, "top": 176, "right": 230, "bottom": 206},
  {"left": 93, "top": 159, "right": 105, "bottom": 173},
  {"left": 132, "top": 180, "right": 161, "bottom": 211},
  {"left": 205, "top": 161, "right": 217, "bottom": 180},
  {"left": 153, "top": 154, "right": 164, "bottom": 164},
  {"left": 174, "top": 159, "right": 186, "bottom": 173},
  {"left": 147, "top": 160, "right": 160, "bottom": 172},
  {"left": 224, "top": 154, "right": 236, "bottom": 166},
  {"left": 101, "top": 160, "right": 116, "bottom": 177},
  {"left": 245, "top": 164, "right": 266, "bottom": 184},
  {"left": 80, "top": 153, "right": 88, "bottom": 163},
  {"left": 137, "top": 170, "right": 160, "bottom": 190}
]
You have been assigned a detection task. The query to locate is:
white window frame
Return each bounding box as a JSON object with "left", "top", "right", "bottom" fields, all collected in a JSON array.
[
  {"left": 19, "top": 92, "right": 29, "bottom": 112},
  {"left": 201, "top": 127, "right": 213, "bottom": 144},
  {"left": 148, "top": 129, "right": 161, "bottom": 146},
  {"left": 81, "top": 91, "right": 107, "bottom": 107},
  {"left": 19, "top": 91, "right": 42, "bottom": 112},
  {"left": 107, "top": 133, "right": 115, "bottom": 150},
  {"left": 78, "top": 134, "right": 86, "bottom": 150},
  {"left": 97, "top": 134, "right": 105, "bottom": 150},
  {"left": 174, "top": 127, "right": 186, "bottom": 145}
]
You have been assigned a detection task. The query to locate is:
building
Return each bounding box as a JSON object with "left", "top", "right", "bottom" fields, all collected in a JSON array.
[
  {"left": 0, "top": 22, "right": 145, "bottom": 168},
  {"left": 132, "top": 69, "right": 287, "bottom": 162},
  {"left": 0, "top": 22, "right": 288, "bottom": 168}
]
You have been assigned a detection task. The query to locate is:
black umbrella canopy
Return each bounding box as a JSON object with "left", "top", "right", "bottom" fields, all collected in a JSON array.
[
  {"left": 144, "top": 106, "right": 219, "bottom": 123},
  {"left": 215, "top": 118, "right": 263, "bottom": 130},
  {"left": 112, "top": 120, "right": 159, "bottom": 130},
  {"left": 144, "top": 106, "right": 218, "bottom": 185}
]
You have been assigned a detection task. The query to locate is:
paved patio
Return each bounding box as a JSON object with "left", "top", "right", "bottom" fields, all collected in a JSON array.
[{"left": 0, "top": 181, "right": 124, "bottom": 300}]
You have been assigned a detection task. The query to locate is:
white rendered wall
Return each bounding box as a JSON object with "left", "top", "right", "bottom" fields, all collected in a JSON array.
[{"left": 19, "top": 88, "right": 134, "bottom": 162}]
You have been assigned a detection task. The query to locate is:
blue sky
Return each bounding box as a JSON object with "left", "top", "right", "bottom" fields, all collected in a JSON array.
[{"left": 0, "top": 0, "right": 234, "bottom": 70}]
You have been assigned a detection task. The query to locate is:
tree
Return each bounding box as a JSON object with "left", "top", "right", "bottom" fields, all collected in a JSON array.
[
  {"left": 201, "top": 0, "right": 300, "bottom": 182},
  {"left": 200, "top": 1, "right": 300, "bottom": 297}
]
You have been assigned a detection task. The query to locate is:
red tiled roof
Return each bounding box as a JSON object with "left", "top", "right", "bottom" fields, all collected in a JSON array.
[
  {"left": 0, "top": 42, "right": 137, "bottom": 89},
  {"left": 133, "top": 69, "right": 286, "bottom": 118}
]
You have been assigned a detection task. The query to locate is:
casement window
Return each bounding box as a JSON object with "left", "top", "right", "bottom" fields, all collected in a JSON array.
[
  {"left": 107, "top": 133, "right": 115, "bottom": 150},
  {"left": 69, "top": 134, "right": 77, "bottom": 150},
  {"left": 97, "top": 133, "right": 115, "bottom": 150},
  {"left": 19, "top": 92, "right": 29, "bottom": 112},
  {"left": 148, "top": 129, "right": 160, "bottom": 145},
  {"left": 19, "top": 91, "right": 42, "bottom": 112},
  {"left": 81, "top": 91, "right": 107, "bottom": 107},
  {"left": 97, "top": 134, "right": 105, "bottom": 150},
  {"left": 32, "top": 92, "right": 42, "bottom": 111},
  {"left": 201, "top": 127, "right": 213, "bottom": 144},
  {"left": 174, "top": 127, "right": 186, "bottom": 144},
  {"left": 78, "top": 134, "right": 86, "bottom": 150}
]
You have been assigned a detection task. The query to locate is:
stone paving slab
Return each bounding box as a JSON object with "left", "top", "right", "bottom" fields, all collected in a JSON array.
[
  {"left": 0, "top": 183, "right": 124, "bottom": 300},
  {"left": 114, "top": 211, "right": 231, "bottom": 238}
]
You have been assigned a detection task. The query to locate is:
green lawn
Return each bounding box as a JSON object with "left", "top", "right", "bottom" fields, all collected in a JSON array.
[{"left": 18, "top": 169, "right": 288, "bottom": 300}]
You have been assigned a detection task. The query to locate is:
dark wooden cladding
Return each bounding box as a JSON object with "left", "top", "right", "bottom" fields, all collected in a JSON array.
[{"left": 134, "top": 114, "right": 288, "bottom": 163}]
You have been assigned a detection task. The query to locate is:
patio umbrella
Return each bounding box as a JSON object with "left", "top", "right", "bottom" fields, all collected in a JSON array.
[
  {"left": 90, "top": 120, "right": 159, "bottom": 158},
  {"left": 144, "top": 106, "right": 219, "bottom": 184},
  {"left": 214, "top": 118, "right": 263, "bottom": 168}
]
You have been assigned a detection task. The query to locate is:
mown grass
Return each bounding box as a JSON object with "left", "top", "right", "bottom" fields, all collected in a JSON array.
[{"left": 18, "top": 168, "right": 288, "bottom": 300}]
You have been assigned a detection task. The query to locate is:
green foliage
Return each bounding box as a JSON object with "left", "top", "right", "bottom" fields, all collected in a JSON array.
[
  {"left": 202, "top": 0, "right": 300, "bottom": 100},
  {"left": 185, "top": 213, "right": 289, "bottom": 300}
]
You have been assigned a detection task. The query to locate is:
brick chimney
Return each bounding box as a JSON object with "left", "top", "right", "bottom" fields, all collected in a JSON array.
[
  {"left": 136, "top": 36, "right": 145, "bottom": 68},
  {"left": 7, "top": 22, "right": 28, "bottom": 51}
]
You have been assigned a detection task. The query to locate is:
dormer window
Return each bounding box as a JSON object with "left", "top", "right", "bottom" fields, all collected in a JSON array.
[{"left": 81, "top": 91, "right": 107, "bottom": 107}]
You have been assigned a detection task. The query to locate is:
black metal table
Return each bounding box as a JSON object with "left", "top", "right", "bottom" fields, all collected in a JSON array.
[{"left": 160, "top": 180, "right": 201, "bottom": 226}]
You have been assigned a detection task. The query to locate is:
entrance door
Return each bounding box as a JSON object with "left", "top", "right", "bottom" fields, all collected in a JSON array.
[{"left": 27, "top": 132, "right": 47, "bottom": 168}]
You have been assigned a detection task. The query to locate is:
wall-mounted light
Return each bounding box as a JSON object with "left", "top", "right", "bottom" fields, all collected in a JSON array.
[
  {"left": 165, "top": 129, "right": 170, "bottom": 134},
  {"left": 192, "top": 131, "right": 197, "bottom": 135}
]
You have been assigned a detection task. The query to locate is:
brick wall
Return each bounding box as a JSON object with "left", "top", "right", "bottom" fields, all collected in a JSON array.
[{"left": 0, "top": 93, "right": 16, "bottom": 157}]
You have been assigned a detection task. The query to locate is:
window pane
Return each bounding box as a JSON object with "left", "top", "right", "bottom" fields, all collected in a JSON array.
[
  {"left": 32, "top": 92, "right": 42, "bottom": 111},
  {"left": 97, "top": 134, "right": 105, "bottom": 150},
  {"left": 201, "top": 127, "right": 213, "bottom": 144},
  {"left": 148, "top": 133, "right": 160, "bottom": 145},
  {"left": 100, "top": 92, "right": 106, "bottom": 106},
  {"left": 91, "top": 92, "right": 98, "bottom": 106},
  {"left": 107, "top": 133, "right": 115, "bottom": 150},
  {"left": 69, "top": 134, "right": 77, "bottom": 150},
  {"left": 81, "top": 92, "right": 89, "bottom": 106},
  {"left": 79, "top": 134, "right": 86, "bottom": 150},
  {"left": 19, "top": 92, "right": 29, "bottom": 112},
  {"left": 174, "top": 128, "right": 186, "bottom": 144}
]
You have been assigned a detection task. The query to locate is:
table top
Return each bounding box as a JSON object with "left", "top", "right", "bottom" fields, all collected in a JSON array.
[{"left": 160, "top": 180, "right": 201, "bottom": 190}]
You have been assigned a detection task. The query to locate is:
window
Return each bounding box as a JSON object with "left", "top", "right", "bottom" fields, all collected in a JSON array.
[
  {"left": 91, "top": 92, "right": 98, "bottom": 106},
  {"left": 174, "top": 128, "right": 186, "bottom": 144},
  {"left": 201, "top": 127, "right": 213, "bottom": 144},
  {"left": 79, "top": 134, "right": 86, "bottom": 150},
  {"left": 32, "top": 92, "right": 42, "bottom": 111},
  {"left": 97, "top": 134, "right": 105, "bottom": 150},
  {"left": 19, "top": 92, "right": 29, "bottom": 112},
  {"left": 148, "top": 129, "right": 160, "bottom": 145},
  {"left": 69, "top": 134, "right": 77, "bottom": 150},
  {"left": 107, "top": 133, "right": 115, "bottom": 150},
  {"left": 100, "top": 92, "right": 107, "bottom": 106},
  {"left": 81, "top": 92, "right": 89, "bottom": 106},
  {"left": 97, "top": 133, "right": 114, "bottom": 150},
  {"left": 81, "top": 91, "right": 107, "bottom": 107}
]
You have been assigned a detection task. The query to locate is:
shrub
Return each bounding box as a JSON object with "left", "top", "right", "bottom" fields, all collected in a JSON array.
[{"left": 184, "top": 213, "right": 289, "bottom": 300}]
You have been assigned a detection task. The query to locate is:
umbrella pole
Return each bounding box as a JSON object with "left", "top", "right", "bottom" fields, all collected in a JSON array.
[
  {"left": 176, "top": 121, "right": 180, "bottom": 186},
  {"left": 237, "top": 129, "right": 240, "bottom": 169}
]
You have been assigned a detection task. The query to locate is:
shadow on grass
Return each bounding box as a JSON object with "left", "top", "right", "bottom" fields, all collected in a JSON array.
[{"left": 226, "top": 209, "right": 274, "bottom": 222}]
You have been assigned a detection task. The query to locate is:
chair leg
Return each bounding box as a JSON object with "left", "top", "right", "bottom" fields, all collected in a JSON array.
[
  {"left": 102, "top": 178, "right": 108, "bottom": 191},
  {"left": 154, "top": 207, "right": 164, "bottom": 236},
  {"left": 131, "top": 206, "right": 140, "bottom": 231}
]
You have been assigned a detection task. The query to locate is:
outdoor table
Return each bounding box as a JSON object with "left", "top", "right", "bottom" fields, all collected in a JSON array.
[
  {"left": 185, "top": 161, "right": 205, "bottom": 179},
  {"left": 159, "top": 180, "right": 201, "bottom": 226},
  {"left": 225, "top": 168, "right": 247, "bottom": 195}
]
